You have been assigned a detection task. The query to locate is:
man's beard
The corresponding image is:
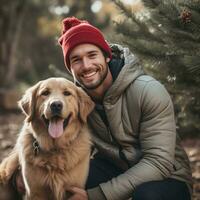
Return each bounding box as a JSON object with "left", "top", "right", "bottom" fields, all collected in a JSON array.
[{"left": 75, "top": 64, "right": 109, "bottom": 90}]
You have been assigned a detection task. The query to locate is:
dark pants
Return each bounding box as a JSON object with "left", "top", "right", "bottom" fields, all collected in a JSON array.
[{"left": 86, "top": 156, "right": 191, "bottom": 200}]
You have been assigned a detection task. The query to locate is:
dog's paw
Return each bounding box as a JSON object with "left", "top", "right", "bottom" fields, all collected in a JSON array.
[
  {"left": 0, "top": 169, "right": 8, "bottom": 184},
  {"left": 0, "top": 160, "right": 13, "bottom": 184}
]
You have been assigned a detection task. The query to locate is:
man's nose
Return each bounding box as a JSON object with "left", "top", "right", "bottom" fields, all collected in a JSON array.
[{"left": 82, "top": 57, "right": 91, "bottom": 69}]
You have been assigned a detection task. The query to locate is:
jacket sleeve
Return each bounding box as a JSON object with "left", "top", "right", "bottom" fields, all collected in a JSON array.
[{"left": 87, "top": 79, "right": 177, "bottom": 200}]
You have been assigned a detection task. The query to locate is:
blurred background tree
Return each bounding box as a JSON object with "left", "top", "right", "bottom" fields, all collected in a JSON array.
[
  {"left": 0, "top": 0, "right": 27, "bottom": 87},
  {"left": 0, "top": 0, "right": 113, "bottom": 88},
  {"left": 111, "top": 0, "right": 200, "bottom": 137},
  {"left": 1, "top": 0, "right": 199, "bottom": 137}
]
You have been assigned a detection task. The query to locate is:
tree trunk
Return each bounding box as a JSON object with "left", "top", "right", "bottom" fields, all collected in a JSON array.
[
  {"left": 0, "top": 0, "right": 27, "bottom": 88},
  {"left": 5, "top": 1, "right": 27, "bottom": 87}
]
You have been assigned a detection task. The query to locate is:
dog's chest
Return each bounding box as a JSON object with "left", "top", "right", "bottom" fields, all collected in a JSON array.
[{"left": 31, "top": 150, "right": 72, "bottom": 172}]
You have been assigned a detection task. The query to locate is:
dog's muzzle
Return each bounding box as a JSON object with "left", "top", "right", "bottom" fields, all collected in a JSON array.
[{"left": 42, "top": 100, "right": 72, "bottom": 139}]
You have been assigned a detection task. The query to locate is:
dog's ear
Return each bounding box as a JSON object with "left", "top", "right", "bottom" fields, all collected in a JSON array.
[
  {"left": 76, "top": 87, "right": 94, "bottom": 123},
  {"left": 18, "top": 82, "right": 41, "bottom": 122}
]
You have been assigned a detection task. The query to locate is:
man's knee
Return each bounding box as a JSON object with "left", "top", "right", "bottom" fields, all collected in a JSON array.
[{"left": 132, "top": 182, "right": 161, "bottom": 200}]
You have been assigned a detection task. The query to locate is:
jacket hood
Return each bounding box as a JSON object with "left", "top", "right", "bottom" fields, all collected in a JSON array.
[{"left": 104, "top": 44, "right": 144, "bottom": 103}]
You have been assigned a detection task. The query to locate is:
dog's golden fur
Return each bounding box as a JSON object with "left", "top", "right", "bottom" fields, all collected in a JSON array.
[{"left": 0, "top": 77, "right": 94, "bottom": 200}]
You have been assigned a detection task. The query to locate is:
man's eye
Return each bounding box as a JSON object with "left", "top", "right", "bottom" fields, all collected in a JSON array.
[
  {"left": 63, "top": 91, "right": 71, "bottom": 96},
  {"left": 41, "top": 90, "right": 50, "bottom": 96},
  {"left": 89, "top": 54, "right": 96, "bottom": 58},
  {"left": 72, "top": 59, "right": 80, "bottom": 63}
]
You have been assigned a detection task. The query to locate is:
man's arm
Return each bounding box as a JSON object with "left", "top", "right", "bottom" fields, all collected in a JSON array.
[{"left": 87, "top": 80, "right": 176, "bottom": 200}]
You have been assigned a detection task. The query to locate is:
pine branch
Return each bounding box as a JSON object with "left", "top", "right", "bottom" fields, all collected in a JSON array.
[
  {"left": 180, "top": 1, "right": 200, "bottom": 12},
  {"left": 114, "top": 20, "right": 165, "bottom": 44},
  {"left": 123, "top": 38, "right": 169, "bottom": 58},
  {"left": 149, "top": 2, "right": 181, "bottom": 29},
  {"left": 113, "top": 0, "right": 200, "bottom": 84},
  {"left": 111, "top": 0, "right": 148, "bottom": 31},
  {"left": 111, "top": 0, "right": 132, "bottom": 18},
  {"left": 190, "top": 10, "right": 200, "bottom": 27},
  {"left": 142, "top": 0, "right": 162, "bottom": 9},
  {"left": 169, "top": 25, "right": 200, "bottom": 41},
  {"left": 182, "top": 56, "right": 200, "bottom": 75}
]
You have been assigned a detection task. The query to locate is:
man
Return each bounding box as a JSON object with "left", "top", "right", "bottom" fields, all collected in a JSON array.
[
  {"left": 14, "top": 17, "right": 192, "bottom": 200},
  {"left": 57, "top": 17, "right": 192, "bottom": 200}
]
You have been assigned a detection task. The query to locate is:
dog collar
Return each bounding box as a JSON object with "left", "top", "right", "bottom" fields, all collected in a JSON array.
[{"left": 33, "top": 139, "right": 40, "bottom": 156}]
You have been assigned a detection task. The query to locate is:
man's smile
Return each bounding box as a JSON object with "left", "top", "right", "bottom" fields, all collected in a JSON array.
[{"left": 82, "top": 70, "right": 98, "bottom": 79}]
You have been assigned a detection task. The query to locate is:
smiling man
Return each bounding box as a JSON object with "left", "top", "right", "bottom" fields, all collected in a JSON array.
[
  {"left": 69, "top": 43, "right": 112, "bottom": 101},
  {"left": 57, "top": 17, "right": 193, "bottom": 200},
  {"left": 11, "top": 17, "right": 192, "bottom": 200}
]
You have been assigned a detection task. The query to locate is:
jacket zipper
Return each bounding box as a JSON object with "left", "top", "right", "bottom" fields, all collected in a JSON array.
[{"left": 104, "top": 115, "right": 131, "bottom": 168}]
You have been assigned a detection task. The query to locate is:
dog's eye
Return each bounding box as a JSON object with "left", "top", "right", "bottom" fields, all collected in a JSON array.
[
  {"left": 63, "top": 91, "right": 71, "bottom": 96},
  {"left": 41, "top": 90, "right": 50, "bottom": 96}
]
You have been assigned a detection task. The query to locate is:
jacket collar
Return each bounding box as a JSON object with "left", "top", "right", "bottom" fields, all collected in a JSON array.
[{"left": 103, "top": 44, "right": 144, "bottom": 104}]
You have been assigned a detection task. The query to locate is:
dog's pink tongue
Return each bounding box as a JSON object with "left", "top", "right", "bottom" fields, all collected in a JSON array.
[{"left": 48, "top": 119, "right": 64, "bottom": 138}]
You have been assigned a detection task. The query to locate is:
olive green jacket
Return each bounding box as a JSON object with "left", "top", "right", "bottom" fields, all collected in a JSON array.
[{"left": 86, "top": 45, "right": 192, "bottom": 200}]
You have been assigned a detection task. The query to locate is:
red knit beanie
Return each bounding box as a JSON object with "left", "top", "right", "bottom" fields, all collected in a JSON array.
[{"left": 58, "top": 17, "right": 112, "bottom": 71}]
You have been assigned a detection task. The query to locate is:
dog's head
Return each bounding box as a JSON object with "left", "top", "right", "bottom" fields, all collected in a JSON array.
[{"left": 18, "top": 77, "right": 94, "bottom": 139}]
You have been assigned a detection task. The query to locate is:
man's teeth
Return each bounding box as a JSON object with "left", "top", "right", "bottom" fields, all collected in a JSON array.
[{"left": 83, "top": 71, "right": 97, "bottom": 78}]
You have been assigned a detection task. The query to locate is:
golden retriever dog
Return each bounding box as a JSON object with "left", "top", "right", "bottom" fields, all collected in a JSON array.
[{"left": 0, "top": 77, "right": 94, "bottom": 200}]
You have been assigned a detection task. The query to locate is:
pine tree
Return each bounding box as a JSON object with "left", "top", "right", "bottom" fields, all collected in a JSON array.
[{"left": 112, "top": 0, "right": 200, "bottom": 136}]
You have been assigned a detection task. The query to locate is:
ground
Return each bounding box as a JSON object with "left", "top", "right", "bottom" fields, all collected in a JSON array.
[{"left": 0, "top": 112, "right": 199, "bottom": 199}]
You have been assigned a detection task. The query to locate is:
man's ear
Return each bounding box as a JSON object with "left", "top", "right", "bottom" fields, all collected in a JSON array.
[
  {"left": 76, "top": 87, "right": 94, "bottom": 123},
  {"left": 18, "top": 82, "right": 41, "bottom": 122},
  {"left": 106, "top": 57, "right": 110, "bottom": 63}
]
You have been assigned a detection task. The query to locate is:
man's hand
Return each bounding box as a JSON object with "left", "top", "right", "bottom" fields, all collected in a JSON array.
[{"left": 68, "top": 187, "right": 88, "bottom": 200}]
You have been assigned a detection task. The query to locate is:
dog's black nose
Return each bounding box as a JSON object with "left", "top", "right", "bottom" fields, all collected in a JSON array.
[{"left": 50, "top": 101, "right": 63, "bottom": 114}]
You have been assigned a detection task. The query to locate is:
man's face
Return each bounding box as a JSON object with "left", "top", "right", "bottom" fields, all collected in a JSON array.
[{"left": 69, "top": 43, "right": 110, "bottom": 90}]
